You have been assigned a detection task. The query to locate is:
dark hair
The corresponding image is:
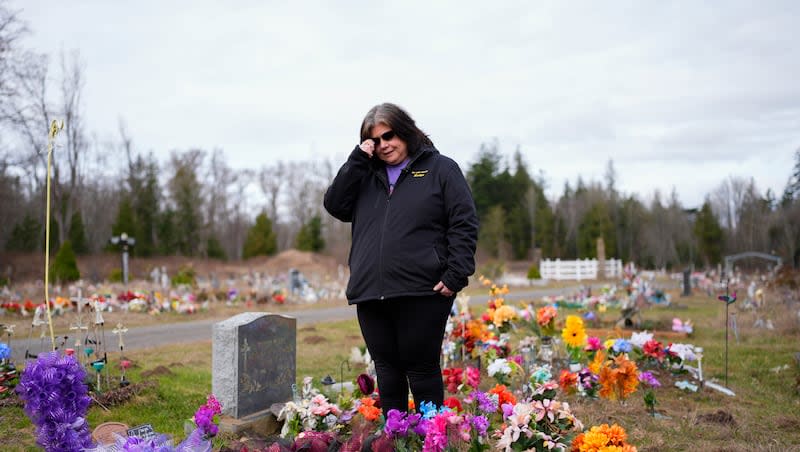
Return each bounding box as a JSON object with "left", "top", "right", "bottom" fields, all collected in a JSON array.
[{"left": 360, "top": 103, "right": 433, "bottom": 153}]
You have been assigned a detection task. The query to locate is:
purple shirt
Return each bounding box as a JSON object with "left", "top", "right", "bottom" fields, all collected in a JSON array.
[{"left": 386, "top": 158, "right": 410, "bottom": 194}]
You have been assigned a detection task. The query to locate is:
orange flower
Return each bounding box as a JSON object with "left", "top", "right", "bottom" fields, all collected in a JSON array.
[
  {"left": 603, "top": 423, "right": 628, "bottom": 445},
  {"left": 357, "top": 397, "right": 380, "bottom": 421},
  {"left": 489, "top": 384, "right": 517, "bottom": 408},
  {"left": 407, "top": 399, "right": 415, "bottom": 411},
  {"left": 597, "top": 356, "right": 639, "bottom": 401},
  {"left": 559, "top": 370, "right": 578, "bottom": 394},
  {"left": 570, "top": 433, "right": 585, "bottom": 452}
]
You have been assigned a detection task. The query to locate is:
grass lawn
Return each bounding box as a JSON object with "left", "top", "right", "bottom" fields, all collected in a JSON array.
[{"left": 1, "top": 290, "right": 798, "bottom": 451}]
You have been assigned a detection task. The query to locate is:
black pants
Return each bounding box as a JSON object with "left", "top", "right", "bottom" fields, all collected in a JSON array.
[{"left": 356, "top": 295, "right": 453, "bottom": 413}]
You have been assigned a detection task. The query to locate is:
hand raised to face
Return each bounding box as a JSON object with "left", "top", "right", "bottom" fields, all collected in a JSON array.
[{"left": 359, "top": 139, "right": 375, "bottom": 158}]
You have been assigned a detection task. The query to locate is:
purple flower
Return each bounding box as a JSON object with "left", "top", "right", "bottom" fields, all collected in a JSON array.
[
  {"left": 356, "top": 373, "right": 375, "bottom": 395},
  {"left": 470, "top": 390, "right": 498, "bottom": 414},
  {"left": 16, "top": 351, "right": 92, "bottom": 452},
  {"left": 501, "top": 403, "right": 514, "bottom": 419},
  {"left": 384, "top": 409, "right": 411, "bottom": 437},
  {"left": 468, "top": 414, "right": 490, "bottom": 436},
  {"left": 413, "top": 417, "right": 430, "bottom": 436},
  {"left": 639, "top": 371, "right": 661, "bottom": 388}
]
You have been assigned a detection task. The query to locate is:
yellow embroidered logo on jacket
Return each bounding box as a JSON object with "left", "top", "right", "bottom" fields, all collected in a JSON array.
[{"left": 411, "top": 170, "right": 428, "bottom": 178}]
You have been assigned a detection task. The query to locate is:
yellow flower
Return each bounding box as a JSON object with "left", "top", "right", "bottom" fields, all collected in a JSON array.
[
  {"left": 493, "top": 305, "right": 517, "bottom": 327},
  {"left": 562, "top": 315, "right": 587, "bottom": 348},
  {"left": 603, "top": 339, "right": 616, "bottom": 350}
]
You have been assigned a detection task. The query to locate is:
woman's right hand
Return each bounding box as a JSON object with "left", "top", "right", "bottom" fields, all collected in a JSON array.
[{"left": 359, "top": 139, "right": 375, "bottom": 158}]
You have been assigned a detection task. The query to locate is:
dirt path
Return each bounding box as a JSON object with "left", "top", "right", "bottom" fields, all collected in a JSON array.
[{"left": 10, "top": 287, "right": 574, "bottom": 361}]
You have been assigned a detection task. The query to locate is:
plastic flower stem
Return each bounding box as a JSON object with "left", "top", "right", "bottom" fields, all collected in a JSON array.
[{"left": 43, "top": 120, "right": 64, "bottom": 351}]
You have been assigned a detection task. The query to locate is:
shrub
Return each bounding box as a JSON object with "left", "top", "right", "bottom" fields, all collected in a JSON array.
[
  {"left": 50, "top": 240, "right": 80, "bottom": 283},
  {"left": 171, "top": 265, "right": 196, "bottom": 287},
  {"left": 527, "top": 264, "right": 541, "bottom": 280},
  {"left": 108, "top": 268, "right": 123, "bottom": 283}
]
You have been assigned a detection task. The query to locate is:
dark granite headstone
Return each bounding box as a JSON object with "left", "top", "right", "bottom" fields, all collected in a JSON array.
[{"left": 212, "top": 312, "right": 296, "bottom": 418}]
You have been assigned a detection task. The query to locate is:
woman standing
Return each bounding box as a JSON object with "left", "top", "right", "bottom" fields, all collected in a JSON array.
[{"left": 324, "top": 103, "right": 479, "bottom": 413}]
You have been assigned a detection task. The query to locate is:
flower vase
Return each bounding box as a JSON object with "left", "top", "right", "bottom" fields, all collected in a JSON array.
[
  {"left": 538, "top": 336, "right": 554, "bottom": 365},
  {"left": 569, "top": 361, "right": 582, "bottom": 373}
]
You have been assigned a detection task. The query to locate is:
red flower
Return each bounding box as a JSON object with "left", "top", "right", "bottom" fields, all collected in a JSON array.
[
  {"left": 643, "top": 340, "right": 666, "bottom": 362},
  {"left": 443, "top": 397, "right": 463, "bottom": 412},
  {"left": 442, "top": 367, "right": 464, "bottom": 394}
]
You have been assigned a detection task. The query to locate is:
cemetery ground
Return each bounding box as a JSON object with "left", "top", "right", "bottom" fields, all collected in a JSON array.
[{"left": 1, "top": 287, "right": 799, "bottom": 451}]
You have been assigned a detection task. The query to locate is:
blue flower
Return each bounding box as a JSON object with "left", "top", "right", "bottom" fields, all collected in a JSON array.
[
  {"left": 0, "top": 343, "right": 10, "bottom": 360},
  {"left": 612, "top": 339, "right": 633, "bottom": 354}
]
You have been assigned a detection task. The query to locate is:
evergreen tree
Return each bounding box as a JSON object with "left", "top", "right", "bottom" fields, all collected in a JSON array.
[
  {"left": 6, "top": 214, "right": 40, "bottom": 252},
  {"left": 168, "top": 151, "right": 204, "bottom": 256},
  {"left": 243, "top": 212, "right": 277, "bottom": 258},
  {"left": 466, "top": 141, "right": 504, "bottom": 219},
  {"left": 51, "top": 240, "right": 81, "bottom": 283},
  {"left": 296, "top": 215, "right": 325, "bottom": 252},
  {"left": 577, "top": 203, "right": 615, "bottom": 258},
  {"left": 694, "top": 200, "right": 724, "bottom": 266},
  {"left": 68, "top": 210, "right": 89, "bottom": 255},
  {"left": 478, "top": 205, "right": 507, "bottom": 258},
  {"left": 157, "top": 208, "right": 178, "bottom": 255},
  {"left": 111, "top": 196, "right": 137, "bottom": 243},
  {"left": 206, "top": 235, "right": 227, "bottom": 260}
]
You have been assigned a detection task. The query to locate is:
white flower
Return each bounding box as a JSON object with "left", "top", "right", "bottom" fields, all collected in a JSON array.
[
  {"left": 629, "top": 331, "right": 653, "bottom": 349},
  {"left": 487, "top": 358, "right": 512, "bottom": 377},
  {"left": 668, "top": 343, "right": 698, "bottom": 362}
]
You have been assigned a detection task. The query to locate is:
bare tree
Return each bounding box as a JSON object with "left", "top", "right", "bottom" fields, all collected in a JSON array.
[{"left": 258, "top": 161, "right": 284, "bottom": 223}]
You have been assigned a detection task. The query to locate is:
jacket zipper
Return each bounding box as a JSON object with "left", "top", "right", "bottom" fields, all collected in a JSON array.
[{"left": 376, "top": 151, "right": 426, "bottom": 301}]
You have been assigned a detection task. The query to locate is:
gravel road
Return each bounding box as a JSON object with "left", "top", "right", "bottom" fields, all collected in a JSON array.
[{"left": 11, "top": 286, "right": 575, "bottom": 361}]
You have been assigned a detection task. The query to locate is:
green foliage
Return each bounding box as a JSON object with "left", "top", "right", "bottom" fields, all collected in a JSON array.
[
  {"left": 158, "top": 208, "right": 178, "bottom": 255},
  {"left": 478, "top": 205, "right": 506, "bottom": 258},
  {"left": 51, "top": 240, "right": 81, "bottom": 282},
  {"left": 206, "top": 235, "right": 227, "bottom": 260},
  {"left": 168, "top": 151, "right": 204, "bottom": 256},
  {"left": 68, "top": 210, "right": 89, "bottom": 255},
  {"left": 295, "top": 215, "right": 325, "bottom": 252},
  {"left": 171, "top": 265, "right": 196, "bottom": 287},
  {"left": 243, "top": 212, "right": 277, "bottom": 258},
  {"left": 694, "top": 200, "right": 724, "bottom": 266},
  {"left": 578, "top": 203, "right": 615, "bottom": 258},
  {"left": 110, "top": 196, "right": 137, "bottom": 251},
  {"left": 527, "top": 264, "right": 541, "bottom": 280},
  {"left": 5, "top": 214, "right": 40, "bottom": 252},
  {"left": 108, "top": 268, "right": 123, "bottom": 283}
]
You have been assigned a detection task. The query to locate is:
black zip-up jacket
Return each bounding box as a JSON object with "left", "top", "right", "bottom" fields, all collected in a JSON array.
[{"left": 324, "top": 144, "right": 479, "bottom": 304}]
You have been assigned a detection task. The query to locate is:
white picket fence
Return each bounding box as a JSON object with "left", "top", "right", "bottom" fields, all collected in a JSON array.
[{"left": 540, "top": 258, "right": 623, "bottom": 281}]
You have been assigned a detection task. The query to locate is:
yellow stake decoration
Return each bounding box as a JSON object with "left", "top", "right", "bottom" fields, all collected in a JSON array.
[{"left": 44, "top": 119, "right": 64, "bottom": 351}]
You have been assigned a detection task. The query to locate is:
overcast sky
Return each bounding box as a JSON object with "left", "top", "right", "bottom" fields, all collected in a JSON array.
[{"left": 12, "top": 0, "right": 798, "bottom": 207}]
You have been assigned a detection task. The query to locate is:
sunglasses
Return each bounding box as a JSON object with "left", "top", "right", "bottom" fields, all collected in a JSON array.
[{"left": 370, "top": 130, "right": 396, "bottom": 146}]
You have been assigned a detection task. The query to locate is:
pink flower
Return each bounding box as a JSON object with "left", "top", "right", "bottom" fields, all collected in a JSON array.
[{"left": 585, "top": 336, "right": 602, "bottom": 351}]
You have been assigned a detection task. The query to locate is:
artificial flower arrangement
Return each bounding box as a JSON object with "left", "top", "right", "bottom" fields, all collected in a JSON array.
[
  {"left": 278, "top": 376, "right": 344, "bottom": 438},
  {"left": 494, "top": 378, "right": 584, "bottom": 451},
  {"left": 0, "top": 342, "right": 18, "bottom": 399}
]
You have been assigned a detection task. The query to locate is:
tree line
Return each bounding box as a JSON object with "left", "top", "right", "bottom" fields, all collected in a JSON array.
[{"left": 1, "top": 3, "right": 798, "bottom": 272}]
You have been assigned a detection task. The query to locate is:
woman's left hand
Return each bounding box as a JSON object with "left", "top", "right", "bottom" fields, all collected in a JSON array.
[{"left": 433, "top": 281, "right": 454, "bottom": 297}]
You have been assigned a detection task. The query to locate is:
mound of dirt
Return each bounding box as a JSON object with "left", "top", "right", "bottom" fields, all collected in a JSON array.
[
  {"left": 698, "top": 410, "right": 736, "bottom": 427},
  {"left": 141, "top": 365, "right": 174, "bottom": 378},
  {"left": 0, "top": 248, "right": 345, "bottom": 283}
]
